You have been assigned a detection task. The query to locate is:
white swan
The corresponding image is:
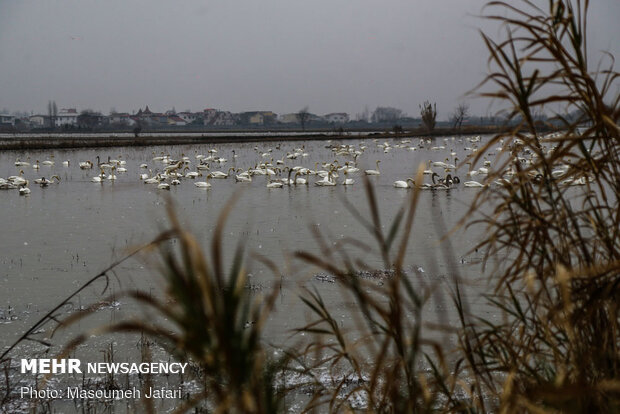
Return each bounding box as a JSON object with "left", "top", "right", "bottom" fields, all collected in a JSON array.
[
  {"left": 464, "top": 180, "right": 485, "bottom": 188},
  {"left": 394, "top": 178, "right": 415, "bottom": 188},
  {"left": 34, "top": 175, "right": 60, "bottom": 186},
  {"left": 266, "top": 179, "right": 283, "bottom": 188},
  {"left": 15, "top": 159, "right": 30, "bottom": 167},
  {"left": 19, "top": 181, "right": 31, "bottom": 195},
  {"left": 8, "top": 170, "right": 27, "bottom": 185},
  {"left": 144, "top": 176, "right": 160, "bottom": 184},
  {"left": 294, "top": 171, "right": 308, "bottom": 185},
  {"left": 364, "top": 160, "right": 381, "bottom": 176},
  {"left": 194, "top": 176, "right": 211, "bottom": 188},
  {"left": 315, "top": 173, "right": 336, "bottom": 186}
]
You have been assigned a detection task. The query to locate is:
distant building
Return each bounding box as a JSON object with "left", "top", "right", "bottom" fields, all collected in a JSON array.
[
  {"left": 55, "top": 108, "right": 78, "bottom": 127},
  {"left": 203, "top": 109, "right": 236, "bottom": 126},
  {"left": 167, "top": 116, "right": 187, "bottom": 126},
  {"left": 77, "top": 111, "right": 106, "bottom": 129},
  {"left": 279, "top": 113, "right": 299, "bottom": 124},
  {"left": 324, "top": 113, "right": 349, "bottom": 124},
  {"left": 178, "top": 112, "right": 197, "bottom": 124},
  {"left": 29, "top": 115, "right": 50, "bottom": 128},
  {"left": 109, "top": 113, "right": 136, "bottom": 126},
  {"left": 239, "top": 111, "right": 277, "bottom": 125},
  {"left": 0, "top": 114, "right": 16, "bottom": 126},
  {"left": 135, "top": 106, "right": 168, "bottom": 126}
]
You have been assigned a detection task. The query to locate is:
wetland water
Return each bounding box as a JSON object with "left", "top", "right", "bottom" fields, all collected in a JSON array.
[{"left": 0, "top": 135, "right": 496, "bottom": 411}]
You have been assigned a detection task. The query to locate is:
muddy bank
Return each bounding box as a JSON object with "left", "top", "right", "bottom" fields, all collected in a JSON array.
[{"left": 0, "top": 126, "right": 516, "bottom": 150}]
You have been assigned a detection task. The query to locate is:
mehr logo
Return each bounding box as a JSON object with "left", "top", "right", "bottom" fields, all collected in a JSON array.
[{"left": 21, "top": 359, "right": 82, "bottom": 374}]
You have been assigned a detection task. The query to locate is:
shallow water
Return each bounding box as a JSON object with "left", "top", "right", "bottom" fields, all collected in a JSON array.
[{"left": 0, "top": 135, "right": 496, "bottom": 411}]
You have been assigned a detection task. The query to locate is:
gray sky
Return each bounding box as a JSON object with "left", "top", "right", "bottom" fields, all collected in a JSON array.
[{"left": 1, "top": 0, "right": 618, "bottom": 119}]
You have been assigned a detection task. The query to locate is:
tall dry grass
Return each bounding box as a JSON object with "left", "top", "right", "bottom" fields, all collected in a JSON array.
[
  {"left": 51, "top": 196, "right": 286, "bottom": 413},
  {"left": 2, "top": 1, "right": 618, "bottom": 413},
  {"left": 456, "top": 0, "right": 620, "bottom": 411}
]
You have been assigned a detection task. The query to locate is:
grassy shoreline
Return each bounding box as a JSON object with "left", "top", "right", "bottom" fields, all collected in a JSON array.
[{"left": 0, "top": 125, "right": 529, "bottom": 150}]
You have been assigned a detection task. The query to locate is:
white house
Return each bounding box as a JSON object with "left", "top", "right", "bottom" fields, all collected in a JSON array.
[
  {"left": 55, "top": 108, "right": 78, "bottom": 127},
  {"left": 0, "top": 114, "right": 16, "bottom": 126},
  {"left": 167, "top": 116, "right": 188, "bottom": 126},
  {"left": 178, "top": 112, "right": 197, "bottom": 124},
  {"left": 109, "top": 113, "right": 136, "bottom": 126},
  {"left": 29, "top": 115, "right": 49, "bottom": 128},
  {"left": 324, "top": 113, "right": 349, "bottom": 124},
  {"left": 203, "top": 109, "right": 236, "bottom": 126}
]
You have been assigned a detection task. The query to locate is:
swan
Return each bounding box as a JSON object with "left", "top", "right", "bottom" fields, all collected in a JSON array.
[
  {"left": 294, "top": 171, "right": 308, "bottom": 185},
  {"left": 343, "top": 163, "right": 359, "bottom": 174},
  {"left": 0, "top": 182, "right": 17, "bottom": 190},
  {"left": 34, "top": 175, "right": 60, "bottom": 186},
  {"left": 209, "top": 167, "right": 235, "bottom": 179},
  {"left": 107, "top": 166, "right": 117, "bottom": 180},
  {"left": 209, "top": 171, "right": 228, "bottom": 179},
  {"left": 342, "top": 170, "right": 354, "bottom": 185},
  {"left": 431, "top": 172, "right": 451, "bottom": 190},
  {"left": 140, "top": 163, "right": 148, "bottom": 169},
  {"left": 561, "top": 176, "right": 587, "bottom": 186},
  {"left": 91, "top": 169, "right": 106, "bottom": 183},
  {"left": 194, "top": 176, "right": 211, "bottom": 188},
  {"left": 235, "top": 174, "right": 252, "bottom": 183},
  {"left": 464, "top": 180, "right": 485, "bottom": 188},
  {"left": 158, "top": 182, "right": 170, "bottom": 190},
  {"left": 42, "top": 160, "right": 55, "bottom": 166},
  {"left": 494, "top": 178, "right": 512, "bottom": 187},
  {"left": 144, "top": 175, "right": 161, "bottom": 184},
  {"left": 266, "top": 179, "right": 283, "bottom": 188},
  {"left": 15, "top": 159, "right": 30, "bottom": 167},
  {"left": 19, "top": 181, "right": 30, "bottom": 195},
  {"left": 32, "top": 160, "right": 40, "bottom": 170},
  {"left": 62, "top": 160, "right": 70, "bottom": 167},
  {"left": 394, "top": 178, "right": 415, "bottom": 188},
  {"left": 315, "top": 172, "right": 336, "bottom": 186},
  {"left": 364, "top": 160, "right": 381, "bottom": 176},
  {"left": 445, "top": 174, "right": 460, "bottom": 185},
  {"left": 79, "top": 160, "right": 94, "bottom": 169},
  {"left": 164, "top": 160, "right": 185, "bottom": 174},
  {"left": 8, "top": 170, "right": 26, "bottom": 185},
  {"left": 281, "top": 169, "right": 295, "bottom": 185}
]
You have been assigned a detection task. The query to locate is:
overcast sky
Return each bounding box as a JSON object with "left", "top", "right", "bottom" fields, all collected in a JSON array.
[{"left": 1, "top": 0, "right": 618, "bottom": 119}]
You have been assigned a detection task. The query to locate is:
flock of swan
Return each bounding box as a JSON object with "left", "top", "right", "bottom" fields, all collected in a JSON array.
[{"left": 1, "top": 134, "right": 592, "bottom": 196}]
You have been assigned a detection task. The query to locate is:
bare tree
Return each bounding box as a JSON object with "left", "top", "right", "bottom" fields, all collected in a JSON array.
[
  {"left": 47, "top": 100, "right": 58, "bottom": 129},
  {"left": 77, "top": 109, "right": 102, "bottom": 130},
  {"left": 297, "top": 106, "right": 310, "bottom": 131},
  {"left": 356, "top": 105, "right": 370, "bottom": 122},
  {"left": 371, "top": 106, "right": 403, "bottom": 123},
  {"left": 419, "top": 101, "right": 437, "bottom": 132},
  {"left": 450, "top": 102, "right": 469, "bottom": 131}
]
